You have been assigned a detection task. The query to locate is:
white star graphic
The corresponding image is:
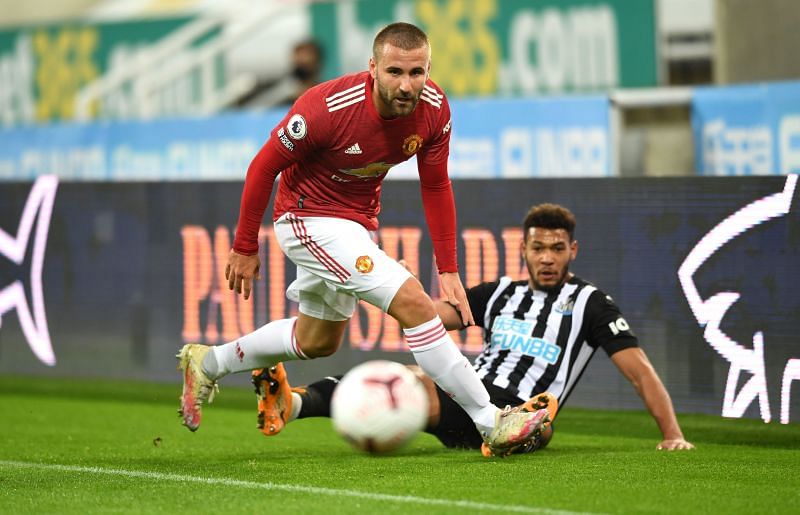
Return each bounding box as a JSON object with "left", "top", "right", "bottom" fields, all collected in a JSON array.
[
  {"left": 0, "top": 175, "right": 58, "bottom": 365},
  {"left": 678, "top": 174, "right": 798, "bottom": 423}
]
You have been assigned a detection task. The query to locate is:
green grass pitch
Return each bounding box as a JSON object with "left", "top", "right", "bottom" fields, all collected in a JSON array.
[{"left": 1, "top": 375, "right": 798, "bottom": 514}]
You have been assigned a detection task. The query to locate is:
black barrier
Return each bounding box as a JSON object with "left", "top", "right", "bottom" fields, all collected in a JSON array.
[{"left": 0, "top": 176, "right": 798, "bottom": 423}]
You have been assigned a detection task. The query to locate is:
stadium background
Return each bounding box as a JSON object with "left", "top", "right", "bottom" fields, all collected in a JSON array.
[{"left": 0, "top": 0, "right": 798, "bottom": 427}]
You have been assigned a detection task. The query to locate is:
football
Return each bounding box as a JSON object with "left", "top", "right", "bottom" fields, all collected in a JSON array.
[{"left": 331, "top": 360, "right": 430, "bottom": 454}]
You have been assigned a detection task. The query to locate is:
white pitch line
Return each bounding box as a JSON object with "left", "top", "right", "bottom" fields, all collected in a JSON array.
[{"left": 0, "top": 460, "right": 595, "bottom": 515}]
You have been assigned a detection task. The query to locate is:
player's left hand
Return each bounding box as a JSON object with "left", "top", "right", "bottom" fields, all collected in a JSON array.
[
  {"left": 656, "top": 438, "right": 695, "bottom": 451},
  {"left": 439, "top": 272, "right": 475, "bottom": 327}
]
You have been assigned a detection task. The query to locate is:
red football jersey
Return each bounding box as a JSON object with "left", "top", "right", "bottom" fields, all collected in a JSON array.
[{"left": 268, "top": 71, "right": 452, "bottom": 230}]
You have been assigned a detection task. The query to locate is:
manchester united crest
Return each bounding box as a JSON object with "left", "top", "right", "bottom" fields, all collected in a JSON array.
[
  {"left": 355, "top": 255, "right": 374, "bottom": 274},
  {"left": 402, "top": 134, "right": 423, "bottom": 156}
]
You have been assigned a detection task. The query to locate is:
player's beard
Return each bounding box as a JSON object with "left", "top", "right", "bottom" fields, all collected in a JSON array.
[
  {"left": 376, "top": 80, "right": 420, "bottom": 118},
  {"left": 529, "top": 262, "right": 570, "bottom": 293}
]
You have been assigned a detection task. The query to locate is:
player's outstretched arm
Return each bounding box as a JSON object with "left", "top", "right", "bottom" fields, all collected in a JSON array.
[
  {"left": 610, "top": 347, "right": 695, "bottom": 451},
  {"left": 229, "top": 142, "right": 293, "bottom": 300}
]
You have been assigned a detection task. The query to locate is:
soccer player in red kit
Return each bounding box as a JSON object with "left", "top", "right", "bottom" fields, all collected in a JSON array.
[{"left": 177, "top": 22, "right": 548, "bottom": 456}]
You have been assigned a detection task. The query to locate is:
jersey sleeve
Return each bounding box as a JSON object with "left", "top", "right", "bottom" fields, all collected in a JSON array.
[
  {"left": 232, "top": 142, "right": 294, "bottom": 254},
  {"left": 418, "top": 160, "right": 457, "bottom": 273},
  {"left": 583, "top": 290, "right": 639, "bottom": 356},
  {"left": 466, "top": 280, "right": 502, "bottom": 329},
  {"left": 417, "top": 90, "right": 451, "bottom": 165},
  {"left": 233, "top": 89, "right": 330, "bottom": 254},
  {"left": 269, "top": 92, "right": 329, "bottom": 161},
  {"left": 416, "top": 85, "right": 457, "bottom": 272}
]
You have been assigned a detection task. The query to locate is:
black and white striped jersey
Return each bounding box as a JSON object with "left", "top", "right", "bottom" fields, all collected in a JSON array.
[{"left": 467, "top": 275, "right": 638, "bottom": 407}]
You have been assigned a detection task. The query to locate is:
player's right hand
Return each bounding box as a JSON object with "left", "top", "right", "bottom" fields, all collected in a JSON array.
[{"left": 226, "top": 249, "right": 261, "bottom": 300}]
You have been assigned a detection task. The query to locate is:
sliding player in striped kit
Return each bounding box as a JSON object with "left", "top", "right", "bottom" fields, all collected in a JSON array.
[
  {"left": 257, "top": 204, "right": 695, "bottom": 456},
  {"left": 177, "top": 22, "right": 548, "bottom": 456}
]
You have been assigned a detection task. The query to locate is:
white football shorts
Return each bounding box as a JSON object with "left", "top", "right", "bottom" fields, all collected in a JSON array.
[{"left": 273, "top": 213, "right": 413, "bottom": 321}]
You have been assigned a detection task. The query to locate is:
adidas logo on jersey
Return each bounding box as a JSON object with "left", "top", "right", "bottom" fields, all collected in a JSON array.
[{"left": 344, "top": 143, "right": 363, "bottom": 155}]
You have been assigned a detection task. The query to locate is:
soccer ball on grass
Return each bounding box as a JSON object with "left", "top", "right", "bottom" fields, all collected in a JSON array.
[{"left": 331, "top": 360, "right": 429, "bottom": 454}]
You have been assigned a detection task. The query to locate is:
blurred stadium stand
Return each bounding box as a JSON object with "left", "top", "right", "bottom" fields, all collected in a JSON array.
[
  {"left": 2, "top": 0, "right": 797, "bottom": 177},
  {"left": 79, "top": 0, "right": 308, "bottom": 120},
  {"left": 715, "top": 0, "right": 800, "bottom": 84},
  {"left": 0, "top": 0, "right": 99, "bottom": 27}
]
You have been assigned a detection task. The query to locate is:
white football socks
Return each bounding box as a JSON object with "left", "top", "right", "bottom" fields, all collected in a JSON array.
[
  {"left": 202, "top": 317, "right": 306, "bottom": 380},
  {"left": 405, "top": 316, "right": 497, "bottom": 434},
  {"left": 288, "top": 392, "right": 302, "bottom": 422}
]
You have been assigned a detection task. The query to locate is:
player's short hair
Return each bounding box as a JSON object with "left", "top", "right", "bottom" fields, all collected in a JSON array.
[
  {"left": 372, "top": 22, "right": 429, "bottom": 60},
  {"left": 523, "top": 203, "right": 576, "bottom": 241}
]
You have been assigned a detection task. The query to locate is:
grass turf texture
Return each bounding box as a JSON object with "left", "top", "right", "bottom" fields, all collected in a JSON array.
[{"left": 1, "top": 375, "right": 798, "bottom": 514}]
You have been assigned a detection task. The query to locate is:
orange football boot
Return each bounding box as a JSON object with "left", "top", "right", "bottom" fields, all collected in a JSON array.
[
  {"left": 252, "top": 364, "right": 292, "bottom": 436},
  {"left": 521, "top": 391, "right": 559, "bottom": 421}
]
